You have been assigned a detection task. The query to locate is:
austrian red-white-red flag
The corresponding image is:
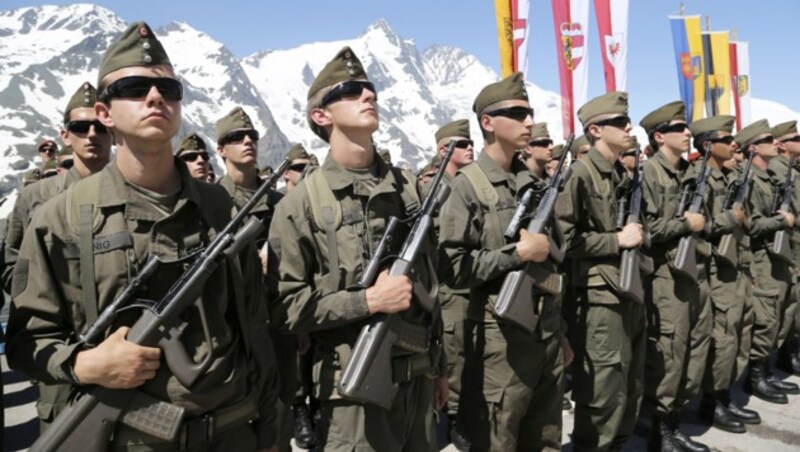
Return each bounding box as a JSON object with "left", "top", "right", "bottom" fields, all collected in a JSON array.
[
  {"left": 729, "top": 41, "right": 752, "bottom": 130},
  {"left": 552, "top": 0, "right": 590, "bottom": 137},
  {"left": 594, "top": 0, "right": 629, "bottom": 92}
]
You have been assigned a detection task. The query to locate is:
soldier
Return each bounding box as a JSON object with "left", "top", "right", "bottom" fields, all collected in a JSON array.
[
  {"left": 429, "top": 119, "right": 474, "bottom": 450},
  {"left": 617, "top": 136, "right": 641, "bottom": 178},
  {"left": 691, "top": 116, "right": 760, "bottom": 433},
  {"left": 639, "top": 101, "right": 710, "bottom": 452},
  {"left": 6, "top": 22, "right": 280, "bottom": 450},
  {"left": 37, "top": 139, "right": 58, "bottom": 165},
  {"left": 418, "top": 161, "right": 438, "bottom": 185},
  {"left": 269, "top": 46, "right": 445, "bottom": 451},
  {"left": 439, "top": 72, "right": 567, "bottom": 451},
  {"left": 556, "top": 92, "right": 646, "bottom": 451},
  {"left": 56, "top": 146, "right": 74, "bottom": 174},
  {"left": 175, "top": 132, "right": 211, "bottom": 181},
  {"left": 521, "top": 122, "right": 553, "bottom": 180},
  {"left": 735, "top": 119, "right": 798, "bottom": 405},
  {"left": 283, "top": 143, "right": 313, "bottom": 194},
  {"left": 546, "top": 144, "right": 564, "bottom": 177},
  {"left": 571, "top": 134, "right": 591, "bottom": 160},
  {"left": 41, "top": 159, "right": 59, "bottom": 179},
  {"left": 771, "top": 120, "right": 800, "bottom": 376}
]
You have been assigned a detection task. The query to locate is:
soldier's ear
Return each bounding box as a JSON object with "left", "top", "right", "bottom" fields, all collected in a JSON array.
[
  {"left": 95, "top": 101, "right": 113, "bottom": 129},
  {"left": 309, "top": 107, "right": 332, "bottom": 129},
  {"left": 479, "top": 114, "right": 495, "bottom": 134},
  {"left": 59, "top": 127, "right": 71, "bottom": 147}
]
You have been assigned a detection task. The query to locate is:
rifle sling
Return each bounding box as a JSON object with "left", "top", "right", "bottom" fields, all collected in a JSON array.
[{"left": 79, "top": 204, "right": 99, "bottom": 325}]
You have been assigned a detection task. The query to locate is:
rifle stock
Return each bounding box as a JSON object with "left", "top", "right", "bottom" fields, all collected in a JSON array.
[
  {"left": 715, "top": 151, "right": 754, "bottom": 267},
  {"left": 494, "top": 134, "right": 573, "bottom": 333},
  {"left": 32, "top": 160, "right": 292, "bottom": 451}
]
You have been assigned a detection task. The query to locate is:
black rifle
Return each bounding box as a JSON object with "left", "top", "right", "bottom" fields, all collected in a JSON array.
[
  {"left": 33, "top": 159, "right": 291, "bottom": 452},
  {"left": 494, "top": 134, "right": 573, "bottom": 333},
  {"left": 337, "top": 141, "right": 456, "bottom": 409},
  {"left": 618, "top": 145, "right": 653, "bottom": 304},
  {"left": 672, "top": 145, "right": 711, "bottom": 280},
  {"left": 716, "top": 151, "right": 754, "bottom": 266},
  {"left": 771, "top": 156, "right": 795, "bottom": 264}
]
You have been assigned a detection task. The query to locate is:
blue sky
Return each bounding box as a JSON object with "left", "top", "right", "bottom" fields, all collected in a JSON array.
[{"left": 6, "top": 1, "right": 799, "bottom": 121}]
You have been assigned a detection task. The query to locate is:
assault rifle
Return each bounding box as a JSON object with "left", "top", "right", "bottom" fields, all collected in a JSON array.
[
  {"left": 672, "top": 144, "right": 711, "bottom": 280},
  {"left": 716, "top": 150, "right": 754, "bottom": 267},
  {"left": 771, "top": 156, "right": 795, "bottom": 264},
  {"left": 494, "top": 134, "right": 573, "bottom": 334},
  {"left": 33, "top": 159, "right": 291, "bottom": 452},
  {"left": 337, "top": 141, "right": 456, "bottom": 409},
  {"left": 618, "top": 145, "right": 653, "bottom": 304}
]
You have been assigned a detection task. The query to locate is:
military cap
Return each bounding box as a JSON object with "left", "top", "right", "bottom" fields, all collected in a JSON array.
[
  {"left": 621, "top": 136, "right": 640, "bottom": 156},
  {"left": 735, "top": 119, "right": 771, "bottom": 147},
  {"left": 772, "top": 120, "right": 798, "bottom": 140},
  {"left": 378, "top": 148, "right": 392, "bottom": 165},
  {"left": 57, "top": 145, "right": 73, "bottom": 157},
  {"left": 216, "top": 107, "right": 256, "bottom": 143},
  {"left": 22, "top": 168, "right": 41, "bottom": 184},
  {"left": 65, "top": 82, "right": 97, "bottom": 117},
  {"left": 98, "top": 22, "right": 171, "bottom": 85},
  {"left": 417, "top": 161, "right": 436, "bottom": 178},
  {"left": 286, "top": 143, "right": 311, "bottom": 161},
  {"left": 690, "top": 115, "right": 736, "bottom": 136},
  {"left": 569, "top": 135, "right": 591, "bottom": 153},
  {"left": 551, "top": 144, "right": 566, "bottom": 160},
  {"left": 531, "top": 122, "right": 550, "bottom": 140},
  {"left": 176, "top": 132, "right": 207, "bottom": 155},
  {"left": 578, "top": 91, "right": 628, "bottom": 127},
  {"left": 308, "top": 46, "right": 368, "bottom": 100},
  {"left": 639, "top": 101, "right": 686, "bottom": 133},
  {"left": 309, "top": 154, "right": 320, "bottom": 166},
  {"left": 473, "top": 71, "right": 529, "bottom": 114},
  {"left": 435, "top": 119, "right": 471, "bottom": 144},
  {"left": 38, "top": 140, "right": 58, "bottom": 153}
]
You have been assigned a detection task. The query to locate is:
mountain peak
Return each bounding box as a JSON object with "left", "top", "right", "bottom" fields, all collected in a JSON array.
[{"left": 362, "top": 19, "right": 399, "bottom": 40}]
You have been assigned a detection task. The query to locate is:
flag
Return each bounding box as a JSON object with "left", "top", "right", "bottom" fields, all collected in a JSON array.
[
  {"left": 702, "top": 31, "right": 731, "bottom": 116},
  {"left": 730, "top": 41, "right": 752, "bottom": 129},
  {"left": 669, "top": 15, "right": 705, "bottom": 122},
  {"left": 552, "top": 0, "right": 590, "bottom": 137},
  {"left": 594, "top": 0, "right": 629, "bottom": 91},
  {"left": 495, "top": 0, "right": 531, "bottom": 77}
]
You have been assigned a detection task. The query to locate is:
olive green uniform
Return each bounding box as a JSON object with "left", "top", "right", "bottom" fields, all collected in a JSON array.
[
  {"left": 641, "top": 151, "right": 709, "bottom": 416},
  {"left": 441, "top": 151, "right": 564, "bottom": 452},
  {"left": 703, "top": 166, "right": 748, "bottom": 391},
  {"left": 2, "top": 166, "right": 83, "bottom": 429},
  {"left": 269, "top": 155, "right": 437, "bottom": 452},
  {"left": 748, "top": 165, "right": 792, "bottom": 360},
  {"left": 6, "top": 162, "right": 280, "bottom": 450},
  {"left": 767, "top": 156, "right": 798, "bottom": 351},
  {"left": 556, "top": 148, "right": 645, "bottom": 451}
]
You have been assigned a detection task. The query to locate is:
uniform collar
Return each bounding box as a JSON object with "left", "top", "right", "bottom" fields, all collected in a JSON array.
[
  {"left": 95, "top": 157, "right": 202, "bottom": 211},
  {"left": 474, "top": 149, "right": 536, "bottom": 187},
  {"left": 653, "top": 150, "right": 686, "bottom": 176},
  {"left": 586, "top": 148, "right": 615, "bottom": 174}
]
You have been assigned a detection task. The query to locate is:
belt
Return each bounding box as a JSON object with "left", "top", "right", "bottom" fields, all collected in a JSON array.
[
  {"left": 176, "top": 398, "right": 258, "bottom": 450},
  {"left": 391, "top": 352, "right": 433, "bottom": 384}
]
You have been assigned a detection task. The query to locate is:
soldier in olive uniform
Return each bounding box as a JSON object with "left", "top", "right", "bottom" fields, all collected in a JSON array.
[
  {"left": 269, "top": 46, "right": 446, "bottom": 451},
  {"left": 571, "top": 134, "right": 591, "bottom": 160},
  {"left": 556, "top": 92, "right": 646, "bottom": 451},
  {"left": 176, "top": 132, "right": 211, "bottom": 181},
  {"left": 283, "top": 143, "right": 313, "bottom": 194},
  {"left": 639, "top": 101, "right": 710, "bottom": 452},
  {"left": 735, "top": 120, "right": 798, "bottom": 405},
  {"left": 440, "top": 72, "right": 567, "bottom": 452},
  {"left": 6, "top": 22, "right": 280, "bottom": 450},
  {"left": 617, "top": 136, "right": 641, "bottom": 178},
  {"left": 430, "top": 119, "right": 474, "bottom": 451},
  {"left": 37, "top": 139, "right": 58, "bottom": 165},
  {"left": 521, "top": 122, "right": 553, "bottom": 180},
  {"left": 771, "top": 121, "right": 800, "bottom": 376},
  {"left": 691, "top": 116, "right": 762, "bottom": 433}
]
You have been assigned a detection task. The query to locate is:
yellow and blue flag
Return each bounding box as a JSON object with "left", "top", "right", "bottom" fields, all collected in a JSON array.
[
  {"left": 669, "top": 15, "right": 705, "bottom": 121},
  {"left": 702, "top": 31, "right": 731, "bottom": 116}
]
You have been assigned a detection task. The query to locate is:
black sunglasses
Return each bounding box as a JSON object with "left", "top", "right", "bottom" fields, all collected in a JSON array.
[
  {"left": 484, "top": 106, "right": 534, "bottom": 121},
  {"left": 656, "top": 122, "right": 689, "bottom": 134},
  {"left": 707, "top": 135, "right": 736, "bottom": 145},
  {"left": 58, "top": 159, "right": 74, "bottom": 169},
  {"left": 42, "top": 170, "right": 59, "bottom": 179},
  {"left": 180, "top": 151, "right": 209, "bottom": 162},
  {"left": 529, "top": 138, "right": 554, "bottom": 147},
  {"left": 67, "top": 120, "right": 108, "bottom": 135},
  {"left": 321, "top": 81, "right": 377, "bottom": 107},
  {"left": 453, "top": 139, "right": 474, "bottom": 149},
  {"left": 593, "top": 115, "right": 631, "bottom": 129},
  {"left": 220, "top": 129, "right": 259, "bottom": 146},
  {"left": 100, "top": 76, "right": 183, "bottom": 102},
  {"left": 780, "top": 135, "right": 800, "bottom": 144},
  {"left": 40, "top": 147, "right": 56, "bottom": 154},
  {"left": 288, "top": 163, "right": 308, "bottom": 172},
  {"left": 750, "top": 136, "right": 774, "bottom": 146}
]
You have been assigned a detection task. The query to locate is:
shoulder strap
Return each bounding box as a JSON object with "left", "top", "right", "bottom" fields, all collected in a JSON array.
[
  {"left": 393, "top": 167, "right": 421, "bottom": 213},
  {"left": 67, "top": 176, "right": 103, "bottom": 326},
  {"left": 304, "top": 170, "right": 340, "bottom": 291},
  {"left": 574, "top": 158, "right": 611, "bottom": 196},
  {"left": 459, "top": 163, "right": 498, "bottom": 208},
  {"left": 648, "top": 160, "right": 671, "bottom": 186}
]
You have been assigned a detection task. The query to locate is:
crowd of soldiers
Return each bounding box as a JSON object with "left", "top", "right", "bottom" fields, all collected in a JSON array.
[{"left": 0, "top": 20, "right": 799, "bottom": 452}]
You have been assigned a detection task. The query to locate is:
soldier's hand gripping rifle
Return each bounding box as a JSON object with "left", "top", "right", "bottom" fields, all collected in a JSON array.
[
  {"left": 337, "top": 141, "right": 457, "bottom": 410},
  {"left": 618, "top": 146, "right": 653, "bottom": 304},
  {"left": 672, "top": 143, "right": 711, "bottom": 280},
  {"left": 771, "top": 156, "right": 795, "bottom": 264},
  {"left": 494, "top": 134, "right": 574, "bottom": 334},
  {"left": 716, "top": 150, "right": 754, "bottom": 266},
  {"left": 33, "top": 160, "right": 292, "bottom": 452}
]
